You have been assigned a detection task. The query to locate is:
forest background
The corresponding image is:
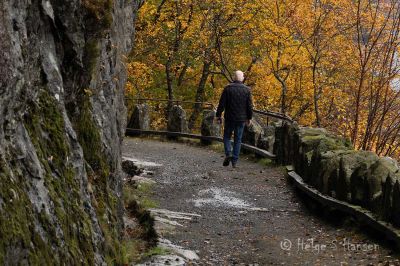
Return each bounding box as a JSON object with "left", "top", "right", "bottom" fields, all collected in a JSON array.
[{"left": 126, "top": 0, "right": 400, "bottom": 158}]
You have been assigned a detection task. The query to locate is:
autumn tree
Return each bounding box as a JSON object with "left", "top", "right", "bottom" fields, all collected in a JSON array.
[{"left": 129, "top": 0, "right": 400, "bottom": 158}]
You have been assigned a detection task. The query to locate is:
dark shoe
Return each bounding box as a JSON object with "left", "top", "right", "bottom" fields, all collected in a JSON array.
[
  {"left": 232, "top": 162, "right": 237, "bottom": 168},
  {"left": 223, "top": 156, "right": 232, "bottom": 166}
]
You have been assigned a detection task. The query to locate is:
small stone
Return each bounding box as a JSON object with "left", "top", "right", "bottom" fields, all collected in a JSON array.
[{"left": 122, "top": 160, "right": 143, "bottom": 176}]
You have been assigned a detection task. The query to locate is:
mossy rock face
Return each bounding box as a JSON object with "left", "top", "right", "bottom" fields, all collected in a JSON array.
[
  {"left": 258, "top": 125, "right": 276, "bottom": 153},
  {"left": 299, "top": 132, "right": 350, "bottom": 154},
  {"left": 72, "top": 95, "right": 125, "bottom": 263},
  {"left": 298, "top": 127, "right": 328, "bottom": 137},
  {"left": 0, "top": 90, "right": 96, "bottom": 264},
  {"left": 293, "top": 127, "right": 351, "bottom": 180},
  {"left": 296, "top": 151, "right": 313, "bottom": 180},
  {"left": 336, "top": 151, "right": 379, "bottom": 202},
  {"left": 294, "top": 127, "right": 369, "bottom": 203},
  {"left": 367, "top": 157, "right": 399, "bottom": 213},
  {"left": 348, "top": 152, "right": 380, "bottom": 206},
  {"left": 309, "top": 150, "right": 352, "bottom": 195},
  {"left": 0, "top": 0, "right": 138, "bottom": 263},
  {"left": 84, "top": 39, "right": 101, "bottom": 75}
]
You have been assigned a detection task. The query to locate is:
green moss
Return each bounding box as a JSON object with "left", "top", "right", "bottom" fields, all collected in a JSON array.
[
  {"left": 19, "top": 89, "right": 95, "bottom": 264},
  {"left": 302, "top": 134, "right": 350, "bottom": 153},
  {"left": 123, "top": 186, "right": 137, "bottom": 206},
  {"left": 124, "top": 183, "right": 159, "bottom": 210},
  {"left": 139, "top": 198, "right": 158, "bottom": 209},
  {"left": 0, "top": 167, "right": 42, "bottom": 264},
  {"left": 71, "top": 94, "right": 125, "bottom": 263},
  {"left": 74, "top": 95, "right": 108, "bottom": 173},
  {"left": 82, "top": 0, "right": 113, "bottom": 75},
  {"left": 25, "top": 90, "right": 70, "bottom": 171},
  {"left": 119, "top": 240, "right": 169, "bottom": 264},
  {"left": 120, "top": 239, "right": 144, "bottom": 264},
  {"left": 142, "top": 246, "right": 170, "bottom": 258},
  {"left": 258, "top": 158, "right": 274, "bottom": 167},
  {"left": 0, "top": 89, "right": 97, "bottom": 264},
  {"left": 124, "top": 182, "right": 158, "bottom": 249},
  {"left": 136, "top": 183, "right": 153, "bottom": 194},
  {"left": 84, "top": 40, "right": 100, "bottom": 75}
]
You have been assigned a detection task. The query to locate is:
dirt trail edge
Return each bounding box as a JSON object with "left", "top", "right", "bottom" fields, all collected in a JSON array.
[{"left": 123, "top": 137, "right": 399, "bottom": 265}]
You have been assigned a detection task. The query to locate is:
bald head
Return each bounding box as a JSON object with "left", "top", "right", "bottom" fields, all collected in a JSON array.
[{"left": 234, "top": 70, "right": 244, "bottom": 82}]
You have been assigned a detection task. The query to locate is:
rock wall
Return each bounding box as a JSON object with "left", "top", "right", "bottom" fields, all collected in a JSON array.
[
  {"left": 275, "top": 122, "right": 400, "bottom": 227},
  {"left": 0, "top": 0, "right": 142, "bottom": 264}
]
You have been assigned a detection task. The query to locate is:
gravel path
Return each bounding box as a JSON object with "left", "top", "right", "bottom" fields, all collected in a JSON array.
[{"left": 123, "top": 137, "right": 399, "bottom": 265}]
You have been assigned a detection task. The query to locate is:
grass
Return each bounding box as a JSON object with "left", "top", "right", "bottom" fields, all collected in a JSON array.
[
  {"left": 142, "top": 246, "right": 170, "bottom": 258},
  {"left": 136, "top": 182, "right": 154, "bottom": 194},
  {"left": 124, "top": 183, "right": 159, "bottom": 209},
  {"left": 120, "top": 244, "right": 170, "bottom": 265},
  {"left": 258, "top": 158, "right": 275, "bottom": 167},
  {"left": 140, "top": 198, "right": 159, "bottom": 209},
  {"left": 122, "top": 168, "right": 162, "bottom": 264},
  {"left": 124, "top": 182, "right": 153, "bottom": 204},
  {"left": 120, "top": 239, "right": 148, "bottom": 264}
]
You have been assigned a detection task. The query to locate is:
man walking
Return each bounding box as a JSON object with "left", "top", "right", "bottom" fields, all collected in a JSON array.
[{"left": 216, "top": 70, "right": 253, "bottom": 168}]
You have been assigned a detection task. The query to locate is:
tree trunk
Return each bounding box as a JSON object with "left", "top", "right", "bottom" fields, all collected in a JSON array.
[
  {"left": 188, "top": 58, "right": 211, "bottom": 130},
  {"left": 312, "top": 59, "right": 321, "bottom": 127},
  {"left": 165, "top": 57, "right": 174, "bottom": 116},
  {"left": 351, "top": 71, "right": 365, "bottom": 148}
]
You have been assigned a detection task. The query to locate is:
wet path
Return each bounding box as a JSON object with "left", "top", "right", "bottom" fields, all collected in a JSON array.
[{"left": 123, "top": 138, "right": 398, "bottom": 265}]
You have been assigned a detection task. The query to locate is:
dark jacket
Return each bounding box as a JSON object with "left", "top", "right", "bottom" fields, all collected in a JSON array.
[{"left": 216, "top": 81, "right": 253, "bottom": 122}]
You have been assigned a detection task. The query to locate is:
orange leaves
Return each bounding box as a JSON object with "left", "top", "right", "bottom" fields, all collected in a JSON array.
[
  {"left": 129, "top": 0, "right": 400, "bottom": 156},
  {"left": 125, "top": 62, "right": 154, "bottom": 98}
]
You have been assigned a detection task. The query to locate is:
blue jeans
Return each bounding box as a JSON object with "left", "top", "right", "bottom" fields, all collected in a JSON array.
[{"left": 223, "top": 120, "right": 246, "bottom": 163}]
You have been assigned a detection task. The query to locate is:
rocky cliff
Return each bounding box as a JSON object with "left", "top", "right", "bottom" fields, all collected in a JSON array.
[{"left": 0, "top": 0, "right": 142, "bottom": 264}]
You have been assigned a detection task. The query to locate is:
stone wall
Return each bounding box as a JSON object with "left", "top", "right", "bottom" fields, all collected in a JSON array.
[
  {"left": 275, "top": 122, "right": 400, "bottom": 227},
  {"left": 127, "top": 103, "right": 150, "bottom": 130},
  {"left": 0, "top": 0, "right": 142, "bottom": 264},
  {"left": 167, "top": 105, "right": 188, "bottom": 133}
]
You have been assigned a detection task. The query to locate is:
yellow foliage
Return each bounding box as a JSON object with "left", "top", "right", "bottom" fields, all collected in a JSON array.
[{"left": 129, "top": 0, "right": 400, "bottom": 157}]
